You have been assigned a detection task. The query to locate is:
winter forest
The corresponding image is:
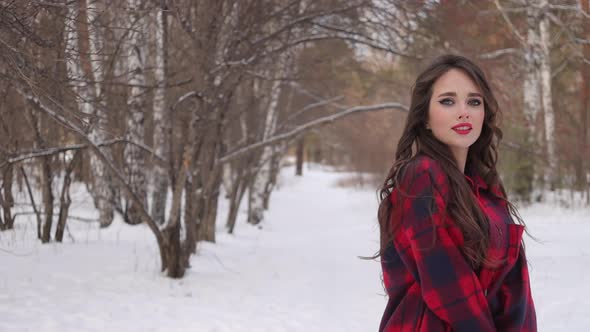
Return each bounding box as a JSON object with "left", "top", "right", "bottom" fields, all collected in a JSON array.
[{"left": 0, "top": 0, "right": 589, "bottom": 331}]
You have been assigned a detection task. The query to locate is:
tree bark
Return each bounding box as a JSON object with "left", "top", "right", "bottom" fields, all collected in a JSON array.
[
  {"left": 521, "top": 2, "right": 544, "bottom": 200},
  {"left": 162, "top": 218, "right": 183, "bottom": 278},
  {"left": 55, "top": 151, "right": 80, "bottom": 242},
  {"left": 67, "top": 0, "right": 115, "bottom": 227},
  {"left": 123, "top": 0, "right": 148, "bottom": 225},
  {"left": 538, "top": 0, "right": 556, "bottom": 190},
  {"left": 1, "top": 165, "right": 15, "bottom": 230},
  {"left": 196, "top": 162, "right": 222, "bottom": 242},
  {"left": 150, "top": 0, "right": 170, "bottom": 225},
  {"left": 295, "top": 135, "right": 304, "bottom": 176},
  {"left": 248, "top": 56, "right": 286, "bottom": 225},
  {"left": 40, "top": 155, "right": 54, "bottom": 243},
  {"left": 225, "top": 174, "right": 244, "bottom": 234},
  {"left": 264, "top": 142, "right": 287, "bottom": 209},
  {"left": 183, "top": 175, "right": 197, "bottom": 255},
  {"left": 578, "top": 0, "right": 589, "bottom": 195},
  {"left": 200, "top": 169, "right": 222, "bottom": 242}
]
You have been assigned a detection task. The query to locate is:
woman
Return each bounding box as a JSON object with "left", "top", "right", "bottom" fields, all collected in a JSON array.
[{"left": 377, "top": 54, "right": 536, "bottom": 331}]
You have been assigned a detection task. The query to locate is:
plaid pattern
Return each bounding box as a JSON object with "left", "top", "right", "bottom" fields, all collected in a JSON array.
[{"left": 379, "top": 154, "right": 536, "bottom": 331}]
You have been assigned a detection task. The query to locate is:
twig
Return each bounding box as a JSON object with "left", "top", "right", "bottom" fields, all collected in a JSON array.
[
  {"left": 493, "top": 0, "right": 526, "bottom": 46},
  {"left": 478, "top": 48, "right": 521, "bottom": 60},
  {"left": 13, "top": 211, "right": 97, "bottom": 223},
  {"left": 2, "top": 138, "right": 166, "bottom": 169}
]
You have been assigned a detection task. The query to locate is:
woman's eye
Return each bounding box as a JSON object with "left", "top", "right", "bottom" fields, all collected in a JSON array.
[
  {"left": 439, "top": 98, "right": 454, "bottom": 105},
  {"left": 469, "top": 99, "right": 482, "bottom": 106}
]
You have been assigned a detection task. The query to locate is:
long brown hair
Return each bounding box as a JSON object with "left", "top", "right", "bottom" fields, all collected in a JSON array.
[{"left": 376, "top": 54, "right": 525, "bottom": 270}]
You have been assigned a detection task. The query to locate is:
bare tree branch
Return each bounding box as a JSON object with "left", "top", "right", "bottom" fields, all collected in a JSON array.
[
  {"left": 15, "top": 86, "right": 165, "bottom": 255},
  {"left": 275, "top": 95, "right": 345, "bottom": 132},
  {"left": 478, "top": 47, "right": 522, "bottom": 59},
  {"left": 217, "top": 101, "right": 409, "bottom": 165},
  {"left": 251, "top": 1, "right": 366, "bottom": 46},
  {"left": 548, "top": 3, "right": 590, "bottom": 19},
  {"left": 2, "top": 138, "right": 166, "bottom": 169},
  {"left": 172, "top": 90, "right": 203, "bottom": 111},
  {"left": 493, "top": 0, "right": 526, "bottom": 46},
  {"left": 14, "top": 211, "right": 97, "bottom": 223}
]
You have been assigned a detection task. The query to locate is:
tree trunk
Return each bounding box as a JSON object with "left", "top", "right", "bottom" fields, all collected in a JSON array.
[
  {"left": 1, "top": 164, "right": 15, "bottom": 230},
  {"left": 226, "top": 82, "right": 250, "bottom": 232},
  {"left": 67, "top": 0, "right": 115, "bottom": 227},
  {"left": 197, "top": 168, "right": 222, "bottom": 242},
  {"left": 160, "top": 148, "right": 190, "bottom": 278},
  {"left": 248, "top": 59, "right": 285, "bottom": 225},
  {"left": 183, "top": 176, "right": 197, "bottom": 255},
  {"left": 123, "top": 0, "right": 148, "bottom": 225},
  {"left": 183, "top": 120, "right": 206, "bottom": 251},
  {"left": 55, "top": 152, "right": 80, "bottom": 242},
  {"left": 263, "top": 142, "right": 287, "bottom": 209},
  {"left": 40, "top": 155, "right": 54, "bottom": 243},
  {"left": 295, "top": 135, "right": 304, "bottom": 176},
  {"left": 150, "top": 0, "right": 170, "bottom": 225},
  {"left": 538, "top": 0, "right": 556, "bottom": 190},
  {"left": 226, "top": 179, "right": 241, "bottom": 234},
  {"left": 84, "top": 0, "right": 115, "bottom": 227},
  {"left": 162, "top": 220, "right": 184, "bottom": 278},
  {"left": 226, "top": 166, "right": 248, "bottom": 234},
  {"left": 161, "top": 102, "right": 203, "bottom": 276},
  {"left": 521, "top": 3, "right": 544, "bottom": 201},
  {"left": 578, "top": 0, "right": 589, "bottom": 194},
  {"left": 203, "top": 173, "right": 221, "bottom": 241}
]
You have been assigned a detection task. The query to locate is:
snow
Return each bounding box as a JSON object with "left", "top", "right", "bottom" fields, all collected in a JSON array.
[{"left": 0, "top": 165, "right": 589, "bottom": 331}]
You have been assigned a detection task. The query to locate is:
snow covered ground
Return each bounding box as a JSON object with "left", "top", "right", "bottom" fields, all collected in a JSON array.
[{"left": 0, "top": 165, "right": 588, "bottom": 331}]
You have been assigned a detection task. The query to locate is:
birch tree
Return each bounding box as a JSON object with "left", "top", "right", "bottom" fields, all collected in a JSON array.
[
  {"left": 538, "top": 2, "right": 556, "bottom": 191},
  {"left": 150, "top": 0, "right": 170, "bottom": 225},
  {"left": 580, "top": 0, "right": 590, "bottom": 201},
  {"left": 247, "top": 52, "right": 291, "bottom": 225},
  {"left": 65, "top": 0, "right": 115, "bottom": 227},
  {"left": 86, "top": 1, "right": 116, "bottom": 227},
  {"left": 122, "top": 0, "right": 149, "bottom": 225},
  {"left": 493, "top": 0, "right": 557, "bottom": 196}
]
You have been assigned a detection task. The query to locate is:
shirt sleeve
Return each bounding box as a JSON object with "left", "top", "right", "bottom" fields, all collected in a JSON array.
[
  {"left": 391, "top": 162, "right": 496, "bottom": 332},
  {"left": 494, "top": 248, "right": 537, "bottom": 331}
]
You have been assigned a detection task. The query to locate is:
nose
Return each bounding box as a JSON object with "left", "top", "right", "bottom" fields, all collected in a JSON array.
[{"left": 458, "top": 107, "right": 470, "bottom": 120}]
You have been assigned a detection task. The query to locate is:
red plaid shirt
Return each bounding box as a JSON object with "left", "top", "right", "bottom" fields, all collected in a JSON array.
[{"left": 379, "top": 154, "right": 536, "bottom": 331}]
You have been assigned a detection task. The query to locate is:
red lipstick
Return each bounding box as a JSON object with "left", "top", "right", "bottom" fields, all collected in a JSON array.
[{"left": 452, "top": 122, "right": 472, "bottom": 135}]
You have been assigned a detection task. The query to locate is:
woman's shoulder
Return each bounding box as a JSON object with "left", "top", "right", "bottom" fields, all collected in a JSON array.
[
  {"left": 390, "top": 154, "right": 450, "bottom": 226},
  {"left": 400, "top": 153, "right": 448, "bottom": 187}
]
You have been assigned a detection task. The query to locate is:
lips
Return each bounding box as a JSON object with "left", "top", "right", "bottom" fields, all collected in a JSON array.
[{"left": 452, "top": 123, "right": 472, "bottom": 135}]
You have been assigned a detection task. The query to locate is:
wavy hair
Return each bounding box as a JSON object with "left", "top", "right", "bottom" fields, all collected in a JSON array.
[{"left": 376, "top": 54, "right": 525, "bottom": 270}]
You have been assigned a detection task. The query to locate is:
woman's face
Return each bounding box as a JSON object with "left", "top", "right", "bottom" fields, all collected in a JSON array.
[{"left": 427, "top": 68, "right": 485, "bottom": 159}]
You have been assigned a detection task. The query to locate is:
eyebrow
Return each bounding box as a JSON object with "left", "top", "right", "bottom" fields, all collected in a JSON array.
[{"left": 437, "top": 92, "right": 483, "bottom": 98}]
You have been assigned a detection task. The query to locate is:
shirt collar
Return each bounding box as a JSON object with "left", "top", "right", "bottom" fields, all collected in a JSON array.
[
  {"left": 464, "top": 161, "right": 488, "bottom": 191},
  {"left": 464, "top": 160, "right": 506, "bottom": 198}
]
